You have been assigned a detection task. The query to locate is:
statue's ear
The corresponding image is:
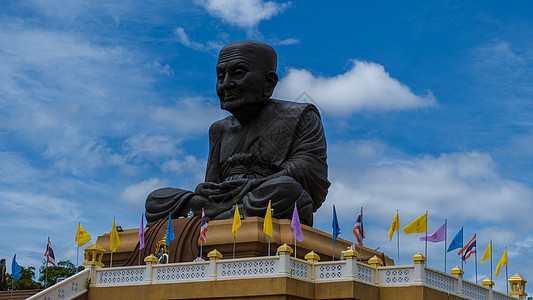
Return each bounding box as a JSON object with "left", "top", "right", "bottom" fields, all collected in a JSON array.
[{"left": 264, "top": 71, "right": 278, "bottom": 98}]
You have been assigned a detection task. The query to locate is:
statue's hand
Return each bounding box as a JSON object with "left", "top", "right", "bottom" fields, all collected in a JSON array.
[{"left": 196, "top": 179, "right": 251, "bottom": 202}]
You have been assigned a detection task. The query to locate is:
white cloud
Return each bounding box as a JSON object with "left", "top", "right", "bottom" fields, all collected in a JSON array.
[
  {"left": 119, "top": 178, "right": 169, "bottom": 207},
  {"left": 274, "top": 60, "right": 437, "bottom": 115},
  {"left": 271, "top": 37, "right": 300, "bottom": 46},
  {"left": 321, "top": 145, "right": 532, "bottom": 225},
  {"left": 162, "top": 155, "right": 207, "bottom": 182},
  {"left": 195, "top": 0, "right": 290, "bottom": 29},
  {"left": 174, "top": 27, "right": 223, "bottom": 52},
  {"left": 317, "top": 140, "right": 533, "bottom": 247},
  {"left": 149, "top": 61, "right": 175, "bottom": 76},
  {"left": 149, "top": 96, "right": 227, "bottom": 135},
  {"left": 122, "top": 134, "right": 182, "bottom": 161},
  {"left": 1, "top": 191, "right": 81, "bottom": 229}
]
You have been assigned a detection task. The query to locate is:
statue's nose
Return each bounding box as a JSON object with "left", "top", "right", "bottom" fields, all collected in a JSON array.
[{"left": 221, "top": 74, "right": 236, "bottom": 89}]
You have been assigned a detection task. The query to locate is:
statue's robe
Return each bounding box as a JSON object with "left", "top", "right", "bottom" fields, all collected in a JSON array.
[{"left": 145, "top": 99, "right": 330, "bottom": 226}]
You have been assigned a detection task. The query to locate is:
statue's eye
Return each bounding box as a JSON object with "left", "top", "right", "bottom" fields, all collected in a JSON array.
[
  {"left": 217, "top": 73, "right": 225, "bottom": 82},
  {"left": 233, "top": 69, "right": 246, "bottom": 79}
]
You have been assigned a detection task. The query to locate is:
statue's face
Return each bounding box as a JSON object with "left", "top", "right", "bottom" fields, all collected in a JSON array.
[{"left": 216, "top": 46, "right": 270, "bottom": 113}]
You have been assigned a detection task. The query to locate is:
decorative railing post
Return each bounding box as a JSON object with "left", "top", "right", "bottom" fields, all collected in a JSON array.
[
  {"left": 508, "top": 273, "right": 528, "bottom": 300},
  {"left": 82, "top": 243, "right": 105, "bottom": 287},
  {"left": 305, "top": 251, "right": 320, "bottom": 280},
  {"left": 482, "top": 277, "right": 495, "bottom": 300},
  {"left": 451, "top": 266, "right": 464, "bottom": 295},
  {"left": 368, "top": 255, "right": 383, "bottom": 285},
  {"left": 277, "top": 244, "right": 293, "bottom": 276},
  {"left": 411, "top": 253, "right": 426, "bottom": 285},
  {"left": 144, "top": 254, "right": 158, "bottom": 284},
  {"left": 207, "top": 249, "right": 223, "bottom": 280},
  {"left": 343, "top": 248, "right": 359, "bottom": 280}
]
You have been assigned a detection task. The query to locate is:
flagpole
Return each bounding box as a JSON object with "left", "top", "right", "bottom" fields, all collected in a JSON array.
[
  {"left": 444, "top": 219, "right": 447, "bottom": 273},
  {"left": 269, "top": 207, "right": 273, "bottom": 256},
  {"left": 11, "top": 277, "right": 14, "bottom": 299},
  {"left": 45, "top": 259, "right": 48, "bottom": 288},
  {"left": 294, "top": 239, "right": 297, "bottom": 258},
  {"left": 397, "top": 228, "right": 400, "bottom": 265},
  {"left": 475, "top": 240, "right": 478, "bottom": 284},
  {"left": 461, "top": 228, "right": 464, "bottom": 271},
  {"left": 76, "top": 226, "right": 80, "bottom": 269},
  {"left": 45, "top": 238, "right": 49, "bottom": 288},
  {"left": 359, "top": 206, "right": 363, "bottom": 263},
  {"left": 490, "top": 240, "right": 493, "bottom": 282},
  {"left": 425, "top": 211, "right": 428, "bottom": 266},
  {"left": 506, "top": 264, "right": 509, "bottom": 294},
  {"left": 232, "top": 235, "right": 236, "bottom": 259}
]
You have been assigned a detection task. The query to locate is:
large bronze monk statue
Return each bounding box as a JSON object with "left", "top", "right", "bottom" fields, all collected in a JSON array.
[{"left": 145, "top": 41, "right": 330, "bottom": 226}]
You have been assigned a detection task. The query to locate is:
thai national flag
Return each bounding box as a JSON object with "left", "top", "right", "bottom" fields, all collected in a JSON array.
[
  {"left": 200, "top": 208, "right": 208, "bottom": 245},
  {"left": 353, "top": 208, "right": 365, "bottom": 246},
  {"left": 458, "top": 234, "right": 476, "bottom": 262},
  {"left": 44, "top": 237, "right": 56, "bottom": 266}
]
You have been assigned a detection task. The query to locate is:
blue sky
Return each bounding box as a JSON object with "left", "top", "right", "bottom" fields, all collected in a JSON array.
[{"left": 1, "top": 0, "right": 532, "bottom": 293}]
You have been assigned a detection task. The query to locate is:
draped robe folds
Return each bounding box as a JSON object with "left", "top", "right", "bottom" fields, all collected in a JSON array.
[{"left": 145, "top": 99, "right": 330, "bottom": 226}]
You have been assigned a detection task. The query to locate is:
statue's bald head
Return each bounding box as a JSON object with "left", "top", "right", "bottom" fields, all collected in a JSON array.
[
  {"left": 218, "top": 41, "right": 277, "bottom": 73},
  {"left": 216, "top": 41, "right": 279, "bottom": 119}
]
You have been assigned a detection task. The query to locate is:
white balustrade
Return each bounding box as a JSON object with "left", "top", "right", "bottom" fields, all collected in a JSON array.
[
  {"left": 463, "top": 281, "right": 490, "bottom": 300},
  {"left": 217, "top": 257, "right": 278, "bottom": 279},
  {"left": 152, "top": 262, "right": 208, "bottom": 282},
  {"left": 29, "top": 254, "right": 518, "bottom": 300},
  {"left": 315, "top": 261, "right": 345, "bottom": 280},
  {"left": 493, "top": 291, "right": 512, "bottom": 300},
  {"left": 96, "top": 266, "right": 146, "bottom": 286},
  {"left": 378, "top": 266, "right": 413, "bottom": 286},
  {"left": 290, "top": 259, "right": 311, "bottom": 280},
  {"left": 425, "top": 268, "right": 457, "bottom": 294},
  {"left": 27, "top": 269, "right": 90, "bottom": 300},
  {"left": 357, "top": 263, "right": 374, "bottom": 283}
]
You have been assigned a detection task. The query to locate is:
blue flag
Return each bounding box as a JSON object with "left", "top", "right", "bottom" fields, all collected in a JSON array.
[
  {"left": 332, "top": 205, "right": 340, "bottom": 243},
  {"left": 165, "top": 211, "right": 175, "bottom": 246},
  {"left": 12, "top": 254, "right": 21, "bottom": 280},
  {"left": 447, "top": 227, "right": 463, "bottom": 253}
]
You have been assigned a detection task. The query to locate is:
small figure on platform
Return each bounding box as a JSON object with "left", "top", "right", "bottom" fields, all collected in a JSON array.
[
  {"left": 145, "top": 41, "right": 330, "bottom": 226},
  {"left": 154, "top": 237, "right": 169, "bottom": 264},
  {"left": 0, "top": 258, "right": 7, "bottom": 291}
]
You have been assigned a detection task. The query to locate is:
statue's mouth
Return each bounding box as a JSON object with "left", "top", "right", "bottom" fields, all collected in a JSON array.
[
  {"left": 223, "top": 90, "right": 242, "bottom": 102},
  {"left": 223, "top": 95, "right": 240, "bottom": 102}
]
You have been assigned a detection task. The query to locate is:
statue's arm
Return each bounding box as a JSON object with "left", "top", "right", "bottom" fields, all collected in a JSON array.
[
  {"left": 281, "top": 106, "right": 330, "bottom": 211},
  {"left": 204, "top": 120, "right": 224, "bottom": 183}
]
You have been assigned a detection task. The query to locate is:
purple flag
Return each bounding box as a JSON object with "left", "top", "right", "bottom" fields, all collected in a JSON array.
[
  {"left": 139, "top": 214, "right": 145, "bottom": 250},
  {"left": 420, "top": 220, "right": 446, "bottom": 243},
  {"left": 291, "top": 204, "right": 304, "bottom": 242}
]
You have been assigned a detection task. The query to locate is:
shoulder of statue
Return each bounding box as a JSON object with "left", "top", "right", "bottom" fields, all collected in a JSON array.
[
  {"left": 209, "top": 115, "right": 234, "bottom": 135},
  {"left": 269, "top": 98, "right": 321, "bottom": 119}
]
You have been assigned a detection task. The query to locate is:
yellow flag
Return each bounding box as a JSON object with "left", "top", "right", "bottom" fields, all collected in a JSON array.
[
  {"left": 75, "top": 222, "right": 92, "bottom": 247},
  {"left": 481, "top": 241, "right": 491, "bottom": 263},
  {"left": 403, "top": 212, "right": 427, "bottom": 234},
  {"left": 495, "top": 248, "right": 508, "bottom": 277},
  {"left": 263, "top": 200, "right": 273, "bottom": 238},
  {"left": 388, "top": 210, "right": 400, "bottom": 241},
  {"left": 232, "top": 206, "right": 241, "bottom": 237},
  {"left": 110, "top": 218, "right": 121, "bottom": 252}
]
